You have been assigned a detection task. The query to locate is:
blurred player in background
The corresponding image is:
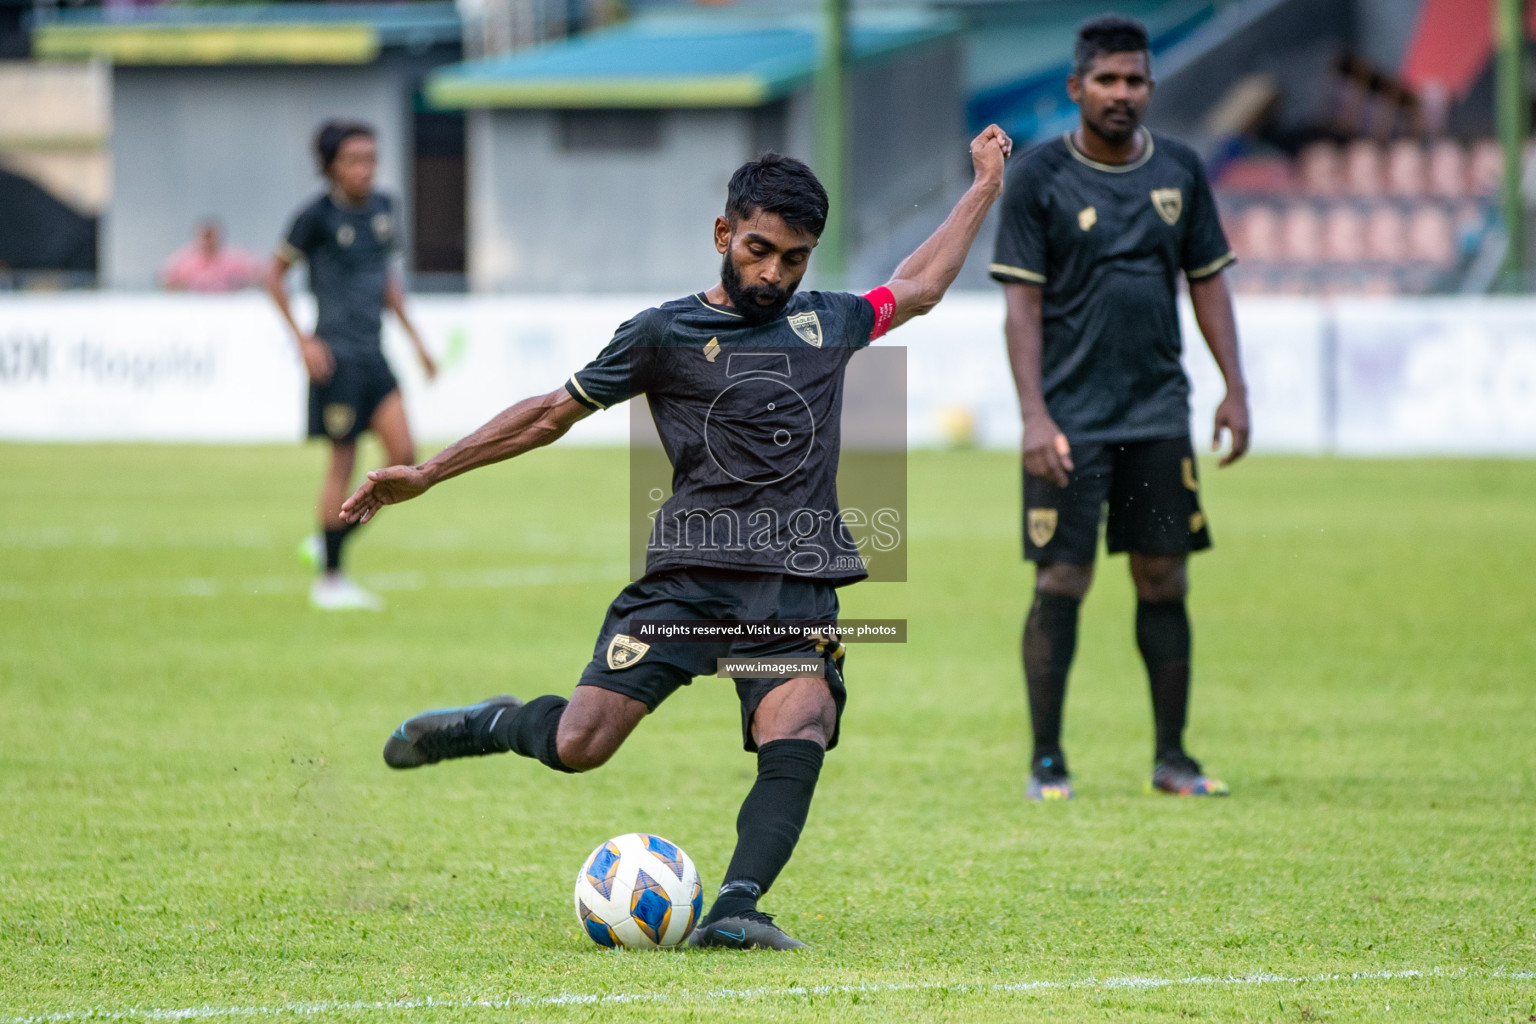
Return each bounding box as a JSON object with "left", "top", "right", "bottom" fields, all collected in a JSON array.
[
  {"left": 991, "top": 16, "right": 1250, "bottom": 801},
  {"left": 266, "top": 120, "right": 437, "bottom": 611},
  {"left": 341, "top": 126, "right": 1013, "bottom": 949}
]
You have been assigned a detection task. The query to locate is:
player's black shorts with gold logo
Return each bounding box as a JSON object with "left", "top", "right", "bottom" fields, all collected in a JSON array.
[
  {"left": 1023, "top": 435, "right": 1212, "bottom": 564},
  {"left": 307, "top": 350, "right": 398, "bottom": 444},
  {"left": 576, "top": 568, "right": 847, "bottom": 752}
]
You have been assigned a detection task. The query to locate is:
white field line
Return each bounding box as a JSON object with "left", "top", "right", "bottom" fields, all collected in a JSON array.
[
  {"left": 3, "top": 967, "right": 1531, "bottom": 1023},
  {"left": 0, "top": 563, "right": 628, "bottom": 601}
]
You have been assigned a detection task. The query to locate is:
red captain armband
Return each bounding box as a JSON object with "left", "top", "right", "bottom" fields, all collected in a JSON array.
[{"left": 863, "top": 286, "right": 896, "bottom": 341}]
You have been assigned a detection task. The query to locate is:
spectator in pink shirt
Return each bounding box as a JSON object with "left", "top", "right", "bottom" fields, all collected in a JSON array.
[{"left": 160, "top": 219, "right": 260, "bottom": 292}]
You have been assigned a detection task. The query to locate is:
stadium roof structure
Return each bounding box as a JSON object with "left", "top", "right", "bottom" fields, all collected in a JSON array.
[
  {"left": 425, "top": 12, "right": 960, "bottom": 110},
  {"left": 28, "top": 3, "right": 460, "bottom": 65}
]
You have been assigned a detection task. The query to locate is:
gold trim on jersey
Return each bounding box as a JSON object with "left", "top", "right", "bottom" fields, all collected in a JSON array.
[
  {"left": 694, "top": 293, "right": 743, "bottom": 318},
  {"left": 1186, "top": 251, "right": 1236, "bottom": 280},
  {"left": 703, "top": 337, "right": 720, "bottom": 362},
  {"left": 989, "top": 262, "right": 1046, "bottom": 284},
  {"left": 567, "top": 374, "right": 606, "bottom": 410},
  {"left": 1063, "top": 127, "right": 1155, "bottom": 173}
]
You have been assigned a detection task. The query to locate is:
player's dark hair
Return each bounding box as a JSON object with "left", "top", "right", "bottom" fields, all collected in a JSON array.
[
  {"left": 314, "top": 120, "right": 376, "bottom": 173},
  {"left": 1074, "top": 14, "right": 1150, "bottom": 77},
  {"left": 725, "top": 153, "right": 829, "bottom": 238}
]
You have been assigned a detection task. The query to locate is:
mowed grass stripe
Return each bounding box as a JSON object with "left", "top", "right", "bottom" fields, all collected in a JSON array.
[{"left": 1, "top": 445, "right": 1532, "bottom": 1022}]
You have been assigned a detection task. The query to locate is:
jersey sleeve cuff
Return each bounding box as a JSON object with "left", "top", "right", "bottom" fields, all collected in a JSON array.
[
  {"left": 277, "top": 241, "right": 304, "bottom": 263},
  {"left": 1185, "top": 251, "right": 1236, "bottom": 280},
  {"left": 989, "top": 262, "right": 1046, "bottom": 284},
  {"left": 565, "top": 375, "right": 606, "bottom": 411}
]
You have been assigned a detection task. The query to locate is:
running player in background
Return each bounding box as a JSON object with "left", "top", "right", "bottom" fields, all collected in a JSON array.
[
  {"left": 991, "top": 16, "right": 1250, "bottom": 801},
  {"left": 266, "top": 121, "right": 437, "bottom": 611}
]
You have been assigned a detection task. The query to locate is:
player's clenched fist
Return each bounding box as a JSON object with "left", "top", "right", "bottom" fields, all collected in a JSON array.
[{"left": 970, "top": 124, "right": 1013, "bottom": 185}]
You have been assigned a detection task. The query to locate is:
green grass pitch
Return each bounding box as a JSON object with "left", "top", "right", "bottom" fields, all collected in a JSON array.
[{"left": 1, "top": 443, "right": 1532, "bottom": 1022}]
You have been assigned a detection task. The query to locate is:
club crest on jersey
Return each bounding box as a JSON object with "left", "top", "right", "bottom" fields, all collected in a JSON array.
[
  {"left": 787, "top": 311, "right": 823, "bottom": 348},
  {"left": 1078, "top": 206, "right": 1098, "bottom": 231},
  {"left": 606, "top": 634, "right": 650, "bottom": 670},
  {"left": 1151, "top": 188, "right": 1183, "bottom": 225},
  {"left": 372, "top": 212, "right": 394, "bottom": 243},
  {"left": 1028, "top": 508, "right": 1058, "bottom": 547},
  {"left": 336, "top": 223, "right": 356, "bottom": 247}
]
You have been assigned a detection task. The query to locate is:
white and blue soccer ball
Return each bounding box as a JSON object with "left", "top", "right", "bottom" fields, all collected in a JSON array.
[{"left": 573, "top": 832, "right": 703, "bottom": 949}]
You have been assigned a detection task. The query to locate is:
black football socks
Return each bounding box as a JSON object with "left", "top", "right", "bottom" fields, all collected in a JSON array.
[
  {"left": 704, "top": 738, "right": 825, "bottom": 923},
  {"left": 487, "top": 694, "right": 576, "bottom": 773},
  {"left": 1023, "top": 590, "right": 1082, "bottom": 766},
  {"left": 322, "top": 521, "right": 357, "bottom": 572},
  {"left": 1136, "top": 598, "right": 1192, "bottom": 762}
]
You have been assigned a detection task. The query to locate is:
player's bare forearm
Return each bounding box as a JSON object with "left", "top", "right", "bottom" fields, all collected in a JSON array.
[
  {"left": 340, "top": 388, "right": 590, "bottom": 524},
  {"left": 883, "top": 125, "right": 1012, "bottom": 329},
  {"left": 264, "top": 255, "right": 304, "bottom": 343},
  {"left": 1188, "top": 272, "right": 1250, "bottom": 465},
  {"left": 1189, "top": 272, "right": 1245, "bottom": 396},
  {"left": 1004, "top": 282, "right": 1073, "bottom": 485},
  {"left": 1003, "top": 284, "right": 1050, "bottom": 422},
  {"left": 424, "top": 389, "right": 589, "bottom": 486}
]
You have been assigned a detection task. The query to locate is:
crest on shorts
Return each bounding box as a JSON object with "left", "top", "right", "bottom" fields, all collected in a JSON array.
[
  {"left": 606, "top": 634, "right": 650, "bottom": 670},
  {"left": 372, "top": 212, "right": 394, "bottom": 243},
  {"left": 1078, "top": 205, "right": 1098, "bottom": 232},
  {"left": 1150, "top": 188, "right": 1183, "bottom": 226},
  {"left": 1027, "top": 508, "right": 1058, "bottom": 547},
  {"left": 323, "top": 403, "right": 356, "bottom": 439},
  {"left": 787, "top": 311, "right": 823, "bottom": 348}
]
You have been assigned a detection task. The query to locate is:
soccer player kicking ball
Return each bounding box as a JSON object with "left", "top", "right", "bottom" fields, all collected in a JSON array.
[
  {"left": 989, "top": 16, "right": 1250, "bottom": 801},
  {"left": 266, "top": 120, "right": 437, "bottom": 611},
  {"left": 342, "top": 125, "right": 1012, "bottom": 949}
]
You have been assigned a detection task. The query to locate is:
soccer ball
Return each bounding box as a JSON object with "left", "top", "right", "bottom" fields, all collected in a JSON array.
[{"left": 573, "top": 832, "right": 703, "bottom": 949}]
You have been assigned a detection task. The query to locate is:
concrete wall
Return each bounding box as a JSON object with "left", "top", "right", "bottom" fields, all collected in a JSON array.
[
  {"left": 465, "top": 37, "right": 965, "bottom": 294},
  {"left": 467, "top": 107, "right": 753, "bottom": 293},
  {"left": 106, "top": 64, "right": 416, "bottom": 289}
]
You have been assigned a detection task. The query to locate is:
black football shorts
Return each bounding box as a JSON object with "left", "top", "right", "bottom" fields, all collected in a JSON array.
[
  {"left": 576, "top": 568, "right": 847, "bottom": 752},
  {"left": 1023, "top": 435, "right": 1212, "bottom": 564},
  {"left": 307, "top": 349, "right": 399, "bottom": 444}
]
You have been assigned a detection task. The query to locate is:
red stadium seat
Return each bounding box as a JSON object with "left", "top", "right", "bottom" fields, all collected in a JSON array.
[
  {"left": 1469, "top": 140, "right": 1503, "bottom": 195},
  {"left": 1343, "top": 139, "right": 1384, "bottom": 196},
  {"left": 1281, "top": 203, "right": 1323, "bottom": 263},
  {"left": 1406, "top": 204, "right": 1455, "bottom": 265},
  {"left": 1386, "top": 140, "right": 1426, "bottom": 196},
  {"left": 1427, "top": 139, "right": 1468, "bottom": 197},
  {"left": 1298, "top": 141, "right": 1340, "bottom": 196},
  {"left": 1365, "top": 204, "right": 1407, "bottom": 263},
  {"left": 1236, "top": 204, "right": 1284, "bottom": 262},
  {"left": 1323, "top": 205, "right": 1366, "bottom": 263}
]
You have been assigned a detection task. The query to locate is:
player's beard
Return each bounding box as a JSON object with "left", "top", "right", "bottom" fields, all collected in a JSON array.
[
  {"left": 720, "top": 253, "right": 797, "bottom": 325},
  {"left": 1086, "top": 102, "right": 1142, "bottom": 146}
]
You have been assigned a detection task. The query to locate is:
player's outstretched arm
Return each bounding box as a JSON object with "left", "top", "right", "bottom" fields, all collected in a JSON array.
[
  {"left": 878, "top": 124, "right": 1012, "bottom": 331},
  {"left": 1188, "top": 272, "right": 1250, "bottom": 466},
  {"left": 340, "top": 388, "right": 591, "bottom": 523}
]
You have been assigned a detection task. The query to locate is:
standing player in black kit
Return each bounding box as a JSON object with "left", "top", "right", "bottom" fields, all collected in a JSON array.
[
  {"left": 266, "top": 120, "right": 437, "bottom": 611},
  {"left": 990, "top": 16, "right": 1249, "bottom": 801},
  {"left": 341, "top": 125, "right": 1013, "bottom": 949}
]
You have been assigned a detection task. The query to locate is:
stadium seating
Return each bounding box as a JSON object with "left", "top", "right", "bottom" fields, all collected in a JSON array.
[{"left": 1214, "top": 138, "right": 1502, "bottom": 295}]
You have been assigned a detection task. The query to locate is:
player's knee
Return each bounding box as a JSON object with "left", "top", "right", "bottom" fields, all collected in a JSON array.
[
  {"left": 1130, "top": 556, "right": 1187, "bottom": 601},
  {"left": 1036, "top": 561, "right": 1093, "bottom": 600},
  {"left": 555, "top": 716, "right": 623, "bottom": 772}
]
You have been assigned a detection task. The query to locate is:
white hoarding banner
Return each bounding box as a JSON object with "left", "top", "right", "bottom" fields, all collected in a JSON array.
[{"left": 3, "top": 293, "right": 1535, "bottom": 455}]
